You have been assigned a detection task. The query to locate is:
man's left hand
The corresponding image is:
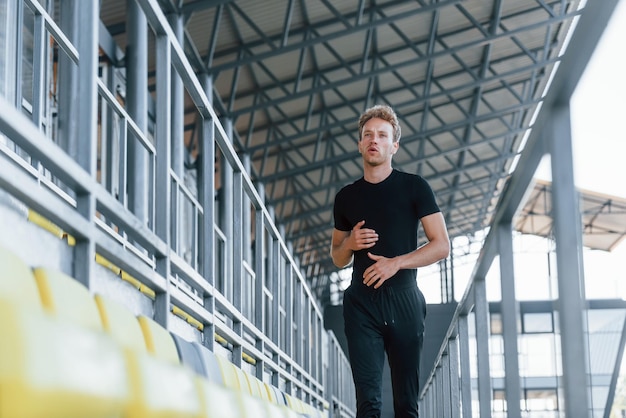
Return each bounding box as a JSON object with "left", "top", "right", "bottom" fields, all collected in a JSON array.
[{"left": 363, "top": 252, "right": 400, "bottom": 289}]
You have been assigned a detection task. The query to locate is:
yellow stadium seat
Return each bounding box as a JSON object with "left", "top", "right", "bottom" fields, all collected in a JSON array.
[
  {"left": 236, "top": 390, "right": 271, "bottom": 418},
  {"left": 0, "top": 246, "right": 42, "bottom": 310},
  {"left": 214, "top": 354, "right": 244, "bottom": 391},
  {"left": 32, "top": 267, "right": 102, "bottom": 332},
  {"left": 0, "top": 299, "right": 130, "bottom": 418},
  {"left": 94, "top": 293, "right": 147, "bottom": 354},
  {"left": 95, "top": 294, "right": 203, "bottom": 418},
  {"left": 267, "top": 403, "right": 301, "bottom": 418},
  {"left": 196, "top": 378, "right": 243, "bottom": 418},
  {"left": 125, "top": 353, "right": 203, "bottom": 418},
  {"left": 137, "top": 314, "right": 181, "bottom": 365},
  {"left": 285, "top": 393, "right": 309, "bottom": 414},
  {"left": 251, "top": 376, "right": 270, "bottom": 402},
  {"left": 262, "top": 382, "right": 277, "bottom": 404},
  {"left": 235, "top": 366, "right": 261, "bottom": 399}
]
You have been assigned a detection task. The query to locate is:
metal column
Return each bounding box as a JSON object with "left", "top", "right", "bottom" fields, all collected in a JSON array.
[
  {"left": 0, "top": 0, "right": 18, "bottom": 101},
  {"left": 154, "top": 30, "right": 172, "bottom": 328},
  {"left": 126, "top": 0, "right": 149, "bottom": 225},
  {"left": 548, "top": 103, "right": 591, "bottom": 416},
  {"left": 168, "top": 12, "right": 184, "bottom": 179},
  {"left": 498, "top": 222, "right": 522, "bottom": 418},
  {"left": 475, "top": 279, "right": 493, "bottom": 418},
  {"left": 199, "top": 73, "right": 215, "bottom": 352},
  {"left": 74, "top": 0, "right": 98, "bottom": 287}
]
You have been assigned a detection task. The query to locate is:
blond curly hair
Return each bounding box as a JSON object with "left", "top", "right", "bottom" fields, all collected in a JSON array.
[{"left": 358, "top": 105, "right": 402, "bottom": 143}]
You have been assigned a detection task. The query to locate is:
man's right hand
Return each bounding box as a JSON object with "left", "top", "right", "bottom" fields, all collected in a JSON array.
[
  {"left": 330, "top": 221, "right": 378, "bottom": 268},
  {"left": 348, "top": 220, "right": 378, "bottom": 251}
]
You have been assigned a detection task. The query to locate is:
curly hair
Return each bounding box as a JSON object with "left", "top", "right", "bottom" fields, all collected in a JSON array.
[{"left": 358, "top": 105, "right": 402, "bottom": 143}]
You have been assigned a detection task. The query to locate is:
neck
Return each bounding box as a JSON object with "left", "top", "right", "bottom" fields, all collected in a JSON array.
[{"left": 363, "top": 164, "right": 393, "bottom": 184}]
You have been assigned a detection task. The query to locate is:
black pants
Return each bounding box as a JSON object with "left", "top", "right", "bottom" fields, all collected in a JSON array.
[{"left": 343, "top": 282, "right": 426, "bottom": 418}]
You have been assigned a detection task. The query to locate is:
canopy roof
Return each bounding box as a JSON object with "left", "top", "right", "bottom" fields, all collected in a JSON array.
[
  {"left": 516, "top": 179, "right": 626, "bottom": 252},
  {"left": 98, "top": 0, "right": 616, "bottom": 297}
]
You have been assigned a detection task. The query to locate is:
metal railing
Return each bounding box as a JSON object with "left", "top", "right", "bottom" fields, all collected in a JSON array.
[{"left": 0, "top": 0, "right": 356, "bottom": 415}]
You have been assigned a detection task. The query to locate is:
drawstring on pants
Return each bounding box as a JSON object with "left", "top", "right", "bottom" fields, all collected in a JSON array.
[{"left": 370, "top": 286, "right": 396, "bottom": 326}]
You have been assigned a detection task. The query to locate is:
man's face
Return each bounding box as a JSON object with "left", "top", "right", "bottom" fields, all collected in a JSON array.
[{"left": 358, "top": 117, "right": 398, "bottom": 167}]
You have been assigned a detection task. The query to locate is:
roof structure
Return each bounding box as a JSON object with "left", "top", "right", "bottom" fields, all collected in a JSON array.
[
  {"left": 99, "top": 0, "right": 603, "bottom": 297},
  {"left": 516, "top": 179, "right": 626, "bottom": 252}
]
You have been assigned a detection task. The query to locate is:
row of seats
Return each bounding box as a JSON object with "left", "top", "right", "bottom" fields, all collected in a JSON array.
[
  {"left": 170, "top": 321, "right": 325, "bottom": 417},
  {"left": 0, "top": 245, "right": 326, "bottom": 418}
]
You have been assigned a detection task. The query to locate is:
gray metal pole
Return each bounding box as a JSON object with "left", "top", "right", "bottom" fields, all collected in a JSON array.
[
  {"left": 498, "top": 222, "right": 522, "bottom": 418},
  {"left": 199, "top": 73, "right": 215, "bottom": 351},
  {"left": 549, "top": 103, "right": 591, "bottom": 417},
  {"left": 154, "top": 32, "right": 172, "bottom": 329},
  {"left": 56, "top": 0, "right": 78, "bottom": 158},
  {"left": 220, "top": 119, "right": 234, "bottom": 298},
  {"left": 126, "top": 0, "right": 149, "bottom": 225},
  {"left": 0, "top": 0, "right": 18, "bottom": 102},
  {"left": 168, "top": 12, "right": 185, "bottom": 180},
  {"left": 475, "top": 279, "right": 493, "bottom": 418},
  {"left": 74, "top": 0, "right": 98, "bottom": 288},
  {"left": 458, "top": 315, "right": 473, "bottom": 418}
]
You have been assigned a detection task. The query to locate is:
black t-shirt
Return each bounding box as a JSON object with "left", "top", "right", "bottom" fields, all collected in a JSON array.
[{"left": 333, "top": 169, "right": 440, "bottom": 289}]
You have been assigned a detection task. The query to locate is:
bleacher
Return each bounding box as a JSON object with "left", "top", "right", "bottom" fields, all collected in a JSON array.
[{"left": 0, "top": 245, "right": 325, "bottom": 418}]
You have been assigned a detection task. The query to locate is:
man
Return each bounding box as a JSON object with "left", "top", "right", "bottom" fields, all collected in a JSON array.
[{"left": 330, "top": 105, "right": 450, "bottom": 417}]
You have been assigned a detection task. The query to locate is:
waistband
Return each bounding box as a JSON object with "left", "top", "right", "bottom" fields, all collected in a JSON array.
[{"left": 349, "top": 277, "right": 418, "bottom": 297}]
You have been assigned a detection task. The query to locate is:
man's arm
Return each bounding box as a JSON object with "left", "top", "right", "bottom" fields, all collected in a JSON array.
[
  {"left": 330, "top": 229, "right": 353, "bottom": 268},
  {"left": 397, "top": 211, "right": 450, "bottom": 269},
  {"left": 330, "top": 220, "right": 379, "bottom": 268},
  {"left": 363, "top": 212, "right": 450, "bottom": 288}
]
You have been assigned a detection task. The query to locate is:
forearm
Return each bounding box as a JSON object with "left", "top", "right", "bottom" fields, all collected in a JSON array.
[
  {"left": 331, "top": 223, "right": 378, "bottom": 269},
  {"left": 394, "top": 237, "right": 450, "bottom": 270},
  {"left": 395, "top": 211, "right": 450, "bottom": 270},
  {"left": 331, "top": 239, "right": 354, "bottom": 268}
]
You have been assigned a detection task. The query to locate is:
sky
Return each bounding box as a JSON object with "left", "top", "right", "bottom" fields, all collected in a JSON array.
[
  {"left": 538, "top": 0, "right": 626, "bottom": 199},
  {"left": 417, "top": 0, "right": 626, "bottom": 303},
  {"left": 537, "top": 0, "right": 626, "bottom": 300}
]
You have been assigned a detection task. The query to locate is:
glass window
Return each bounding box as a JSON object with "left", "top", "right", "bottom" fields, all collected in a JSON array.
[
  {"left": 524, "top": 389, "right": 558, "bottom": 412},
  {"left": 493, "top": 389, "right": 506, "bottom": 412},
  {"left": 491, "top": 312, "right": 503, "bottom": 335},
  {"left": 523, "top": 312, "right": 553, "bottom": 333},
  {"left": 519, "top": 334, "right": 558, "bottom": 377}
]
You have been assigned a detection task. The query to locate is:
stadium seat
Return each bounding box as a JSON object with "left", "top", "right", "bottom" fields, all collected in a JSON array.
[
  {"left": 33, "top": 267, "right": 102, "bottom": 331},
  {"left": 125, "top": 353, "right": 203, "bottom": 418},
  {"left": 196, "top": 378, "right": 243, "bottom": 418},
  {"left": 193, "top": 341, "right": 225, "bottom": 385},
  {"left": 263, "top": 381, "right": 287, "bottom": 405},
  {"left": 236, "top": 390, "right": 271, "bottom": 418},
  {"left": 251, "top": 375, "right": 271, "bottom": 402},
  {"left": 0, "top": 249, "right": 131, "bottom": 417},
  {"left": 240, "top": 370, "right": 263, "bottom": 398},
  {"left": 95, "top": 294, "right": 203, "bottom": 418},
  {"left": 137, "top": 314, "right": 181, "bottom": 365},
  {"left": 94, "top": 293, "right": 147, "bottom": 353},
  {"left": 233, "top": 365, "right": 253, "bottom": 395},
  {"left": 214, "top": 353, "right": 244, "bottom": 391},
  {"left": 0, "top": 299, "right": 130, "bottom": 418},
  {"left": 170, "top": 332, "right": 207, "bottom": 376},
  {"left": 0, "top": 246, "right": 42, "bottom": 310},
  {"left": 285, "top": 393, "right": 309, "bottom": 415}
]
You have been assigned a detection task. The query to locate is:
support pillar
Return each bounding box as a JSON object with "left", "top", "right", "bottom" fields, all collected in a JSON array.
[
  {"left": 549, "top": 103, "right": 590, "bottom": 416},
  {"left": 498, "top": 222, "right": 521, "bottom": 418}
]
